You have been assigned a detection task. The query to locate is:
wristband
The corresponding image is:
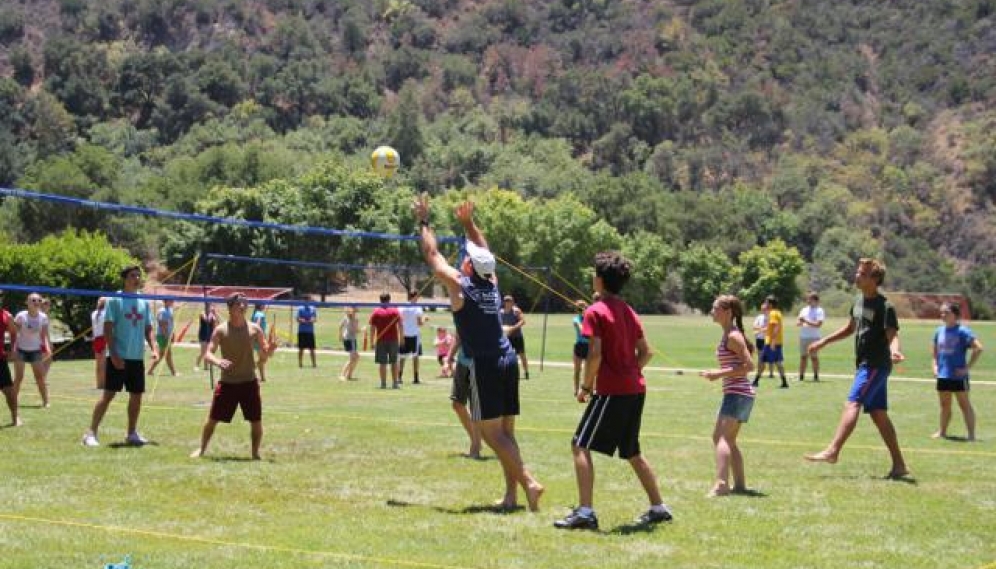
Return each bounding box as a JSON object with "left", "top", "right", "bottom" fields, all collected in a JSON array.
[{"left": 580, "top": 385, "right": 592, "bottom": 393}]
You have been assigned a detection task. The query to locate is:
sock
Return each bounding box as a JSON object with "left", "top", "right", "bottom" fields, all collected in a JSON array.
[
  {"left": 649, "top": 504, "right": 667, "bottom": 514},
  {"left": 577, "top": 506, "right": 594, "bottom": 517}
]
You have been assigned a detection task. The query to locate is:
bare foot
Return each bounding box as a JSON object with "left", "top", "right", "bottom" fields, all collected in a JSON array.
[
  {"left": 526, "top": 483, "right": 545, "bottom": 512},
  {"left": 12, "top": 417, "right": 23, "bottom": 427},
  {"left": 189, "top": 449, "right": 204, "bottom": 458},
  {"left": 492, "top": 499, "right": 517, "bottom": 512},
  {"left": 708, "top": 482, "right": 731, "bottom": 497},
  {"left": 931, "top": 431, "right": 946, "bottom": 439},
  {"left": 804, "top": 451, "right": 838, "bottom": 464},
  {"left": 967, "top": 435, "right": 976, "bottom": 442},
  {"left": 252, "top": 454, "right": 261, "bottom": 461}
]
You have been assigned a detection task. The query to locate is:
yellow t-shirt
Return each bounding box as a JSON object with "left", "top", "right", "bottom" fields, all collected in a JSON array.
[{"left": 765, "top": 309, "right": 784, "bottom": 347}]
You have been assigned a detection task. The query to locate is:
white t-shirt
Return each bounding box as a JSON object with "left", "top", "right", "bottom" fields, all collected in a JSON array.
[
  {"left": 91, "top": 308, "right": 105, "bottom": 339},
  {"left": 798, "top": 306, "right": 825, "bottom": 340},
  {"left": 15, "top": 311, "right": 48, "bottom": 351},
  {"left": 400, "top": 305, "right": 424, "bottom": 337},
  {"left": 752, "top": 314, "right": 767, "bottom": 339}
]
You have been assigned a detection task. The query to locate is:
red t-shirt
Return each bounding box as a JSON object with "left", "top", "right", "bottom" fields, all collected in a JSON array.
[
  {"left": 369, "top": 307, "right": 401, "bottom": 343},
  {"left": 0, "top": 310, "right": 10, "bottom": 359},
  {"left": 581, "top": 295, "right": 646, "bottom": 395}
]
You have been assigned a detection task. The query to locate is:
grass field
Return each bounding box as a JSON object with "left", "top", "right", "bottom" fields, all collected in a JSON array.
[{"left": 2, "top": 313, "right": 994, "bottom": 568}]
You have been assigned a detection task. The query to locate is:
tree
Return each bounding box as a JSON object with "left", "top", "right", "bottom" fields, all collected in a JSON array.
[
  {"left": 620, "top": 230, "right": 675, "bottom": 312},
  {"left": 387, "top": 82, "right": 425, "bottom": 168},
  {"left": 737, "top": 239, "right": 806, "bottom": 311},
  {"left": 679, "top": 245, "right": 736, "bottom": 314},
  {"left": 0, "top": 229, "right": 137, "bottom": 338}
]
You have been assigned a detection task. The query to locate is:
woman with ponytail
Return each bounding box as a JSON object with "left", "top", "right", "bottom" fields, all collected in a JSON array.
[{"left": 700, "top": 294, "right": 756, "bottom": 496}]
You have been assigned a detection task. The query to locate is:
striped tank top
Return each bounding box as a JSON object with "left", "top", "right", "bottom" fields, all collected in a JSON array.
[{"left": 716, "top": 330, "right": 755, "bottom": 397}]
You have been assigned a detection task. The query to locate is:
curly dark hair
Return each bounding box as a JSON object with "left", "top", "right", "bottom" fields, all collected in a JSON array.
[{"left": 594, "top": 251, "right": 632, "bottom": 294}]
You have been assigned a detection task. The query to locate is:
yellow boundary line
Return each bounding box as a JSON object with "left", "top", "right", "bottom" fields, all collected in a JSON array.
[{"left": 0, "top": 513, "right": 482, "bottom": 569}]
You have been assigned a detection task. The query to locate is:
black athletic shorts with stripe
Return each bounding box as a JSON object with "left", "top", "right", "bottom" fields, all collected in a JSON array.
[
  {"left": 572, "top": 392, "right": 646, "bottom": 459},
  {"left": 468, "top": 351, "right": 519, "bottom": 421}
]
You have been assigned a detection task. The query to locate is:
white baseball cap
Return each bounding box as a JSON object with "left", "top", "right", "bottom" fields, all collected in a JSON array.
[{"left": 464, "top": 240, "right": 496, "bottom": 277}]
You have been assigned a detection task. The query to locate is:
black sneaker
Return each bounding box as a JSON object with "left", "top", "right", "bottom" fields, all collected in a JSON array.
[
  {"left": 524, "top": 372, "right": 530, "bottom": 380},
  {"left": 636, "top": 506, "right": 673, "bottom": 525},
  {"left": 554, "top": 508, "right": 598, "bottom": 530}
]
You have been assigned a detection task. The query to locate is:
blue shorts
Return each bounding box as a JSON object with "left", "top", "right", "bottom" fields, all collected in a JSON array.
[
  {"left": 343, "top": 339, "right": 357, "bottom": 353},
  {"left": 761, "top": 345, "right": 783, "bottom": 363},
  {"left": 719, "top": 393, "right": 755, "bottom": 423},
  {"left": 847, "top": 364, "right": 890, "bottom": 412}
]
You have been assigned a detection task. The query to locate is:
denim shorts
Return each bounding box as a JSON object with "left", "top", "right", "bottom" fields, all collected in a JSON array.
[{"left": 719, "top": 393, "right": 755, "bottom": 423}]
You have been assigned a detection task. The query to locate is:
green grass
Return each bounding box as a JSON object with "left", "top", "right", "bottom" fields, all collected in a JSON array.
[{"left": 2, "top": 314, "right": 995, "bottom": 568}]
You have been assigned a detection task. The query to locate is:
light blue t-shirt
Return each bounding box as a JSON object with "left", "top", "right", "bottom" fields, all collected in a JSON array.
[
  {"left": 106, "top": 295, "right": 153, "bottom": 360},
  {"left": 934, "top": 324, "right": 976, "bottom": 380},
  {"left": 252, "top": 310, "right": 268, "bottom": 333},
  {"left": 573, "top": 314, "right": 589, "bottom": 345},
  {"left": 297, "top": 305, "right": 317, "bottom": 333},
  {"left": 157, "top": 306, "right": 174, "bottom": 336}
]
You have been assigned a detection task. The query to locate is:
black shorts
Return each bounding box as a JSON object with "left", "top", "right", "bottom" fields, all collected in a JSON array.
[
  {"left": 573, "top": 342, "right": 589, "bottom": 359},
  {"left": 297, "top": 332, "right": 316, "bottom": 350},
  {"left": 468, "top": 352, "right": 519, "bottom": 421},
  {"left": 450, "top": 362, "right": 471, "bottom": 405},
  {"left": 0, "top": 358, "right": 11, "bottom": 389},
  {"left": 343, "top": 339, "right": 357, "bottom": 353},
  {"left": 572, "top": 392, "right": 646, "bottom": 459},
  {"left": 937, "top": 378, "right": 970, "bottom": 392},
  {"left": 508, "top": 335, "right": 525, "bottom": 354},
  {"left": 755, "top": 338, "right": 765, "bottom": 351},
  {"left": 105, "top": 358, "right": 146, "bottom": 393},
  {"left": 375, "top": 341, "right": 399, "bottom": 365},
  {"left": 400, "top": 336, "right": 422, "bottom": 357}
]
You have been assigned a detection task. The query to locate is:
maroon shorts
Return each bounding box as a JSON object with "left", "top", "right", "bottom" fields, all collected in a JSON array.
[
  {"left": 92, "top": 337, "right": 107, "bottom": 355},
  {"left": 209, "top": 381, "right": 262, "bottom": 423}
]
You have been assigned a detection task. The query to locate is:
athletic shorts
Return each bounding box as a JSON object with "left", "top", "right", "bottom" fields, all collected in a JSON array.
[
  {"left": 468, "top": 352, "right": 520, "bottom": 421},
  {"left": 507, "top": 335, "right": 525, "bottom": 355},
  {"left": 450, "top": 362, "right": 471, "bottom": 405},
  {"left": 0, "top": 359, "right": 11, "bottom": 389},
  {"left": 847, "top": 364, "right": 890, "bottom": 412},
  {"left": 18, "top": 349, "right": 43, "bottom": 364},
  {"left": 375, "top": 341, "right": 399, "bottom": 365},
  {"left": 400, "top": 336, "right": 422, "bottom": 357},
  {"left": 937, "top": 378, "right": 969, "bottom": 393},
  {"left": 719, "top": 393, "right": 755, "bottom": 423},
  {"left": 761, "top": 344, "right": 783, "bottom": 364},
  {"left": 799, "top": 337, "right": 820, "bottom": 355},
  {"left": 156, "top": 334, "right": 170, "bottom": 351},
  {"left": 105, "top": 358, "right": 146, "bottom": 393},
  {"left": 297, "top": 332, "right": 316, "bottom": 350},
  {"left": 572, "top": 392, "right": 646, "bottom": 459},
  {"left": 209, "top": 381, "right": 262, "bottom": 423},
  {"left": 755, "top": 338, "right": 765, "bottom": 351},
  {"left": 573, "top": 342, "right": 589, "bottom": 359},
  {"left": 92, "top": 336, "right": 106, "bottom": 355},
  {"left": 343, "top": 339, "right": 357, "bottom": 353}
]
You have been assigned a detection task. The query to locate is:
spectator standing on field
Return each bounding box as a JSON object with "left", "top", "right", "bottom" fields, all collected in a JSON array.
[
  {"left": 797, "top": 292, "right": 825, "bottom": 382},
  {"left": 501, "top": 295, "right": 530, "bottom": 379},
  {"left": 369, "top": 293, "right": 402, "bottom": 389},
  {"left": 754, "top": 295, "right": 788, "bottom": 389},
  {"left": 931, "top": 303, "right": 983, "bottom": 441},
  {"left": 0, "top": 290, "right": 20, "bottom": 426},
  {"left": 91, "top": 297, "right": 107, "bottom": 389},
  {"left": 297, "top": 302, "right": 318, "bottom": 368},
  {"left": 399, "top": 290, "right": 427, "bottom": 384}
]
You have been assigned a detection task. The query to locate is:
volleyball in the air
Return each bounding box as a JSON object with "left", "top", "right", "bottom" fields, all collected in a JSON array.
[{"left": 371, "top": 145, "right": 400, "bottom": 178}]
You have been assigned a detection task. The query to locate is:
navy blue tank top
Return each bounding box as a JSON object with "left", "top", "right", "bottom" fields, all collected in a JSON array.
[{"left": 454, "top": 275, "right": 513, "bottom": 358}]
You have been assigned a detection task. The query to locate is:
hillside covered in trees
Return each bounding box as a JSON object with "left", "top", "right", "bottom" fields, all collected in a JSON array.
[{"left": 0, "top": 0, "right": 994, "bottom": 316}]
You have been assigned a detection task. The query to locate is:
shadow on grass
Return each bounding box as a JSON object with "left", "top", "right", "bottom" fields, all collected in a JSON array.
[
  {"left": 446, "top": 452, "right": 494, "bottom": 462},
  {"left": 107, "top": 441, "right": 161, "bottom": 449},
  {"left": 206, "top": 456, "right": 269, "bottom": 463},
  {"left": 386, "top": 499, "right": 524, "bottom": 515},
  {"left": 881, "top": 474, "right": 918, "bottom": 485},
  {"left": 730, "top": 488, "right": 768, "bottom": 498},
  {"left": 608, "top": 521, "right": 668, "bottom": 535},
  {"left": 939, "top": 435, "right": 974, "bottom": 443}
]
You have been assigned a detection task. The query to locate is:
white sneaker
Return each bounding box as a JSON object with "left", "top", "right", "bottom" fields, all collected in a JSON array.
[
  {"left": 126, "top": 432, "right": 148, "bottom": 446},
  {"left": 82, "top": 433, "right": 100, "bottom": 447}
]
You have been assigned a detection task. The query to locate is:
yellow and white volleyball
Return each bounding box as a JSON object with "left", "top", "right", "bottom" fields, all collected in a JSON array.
[{"left": 371, "top": 145, "right": 401, "bottom": 178}]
